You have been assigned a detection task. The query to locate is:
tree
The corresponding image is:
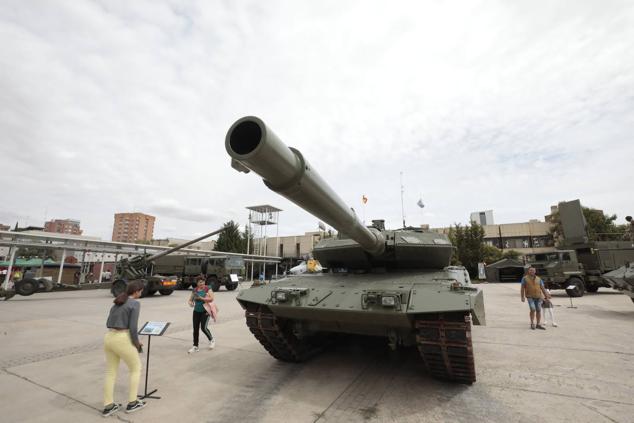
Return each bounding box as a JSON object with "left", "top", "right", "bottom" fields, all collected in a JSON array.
[
  {"left": 241, "top": 225, "right": 254, "bottom": 254},
  {"left": 502, "top": 249, "right": 521, "bottom": 260},
  {"left": 549, "top": 206, "right": 625, "bottom": 244},
  {"left": 215, "top": 221, "right": 246, "bottom": 253},
  {"left": 482, "top": 244, "right": 522, "bottom": 266},
  {"left": 448, "top": 222, "right": 486, "bottom": 277},
  {"left": 482, "top": 244, "right": 503, "bottom": 265}
]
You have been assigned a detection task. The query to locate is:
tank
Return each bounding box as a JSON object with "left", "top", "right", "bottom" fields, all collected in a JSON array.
[{"left": 225, "top": 116, "right": 486, "bottom": 384}]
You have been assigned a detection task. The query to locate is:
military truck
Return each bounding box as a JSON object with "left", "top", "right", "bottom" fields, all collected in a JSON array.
[
  {"left": 111, "top": 227, "right": 226, "bottom": 297},
  {"left": 152, "top": 254, "right": 244, "bottom": 291},
  {"left": 527, "top": 200, "right": 634, "bottom": 297}
]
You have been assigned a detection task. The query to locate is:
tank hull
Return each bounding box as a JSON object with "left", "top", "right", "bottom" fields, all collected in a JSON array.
[{"left": 238, "top": 269, "right": 485, "bottom": 383}]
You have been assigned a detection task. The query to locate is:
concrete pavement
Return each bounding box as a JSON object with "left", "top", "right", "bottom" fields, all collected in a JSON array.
[{"left": 0, "top": 283, "right": 633, "bottom": 422}]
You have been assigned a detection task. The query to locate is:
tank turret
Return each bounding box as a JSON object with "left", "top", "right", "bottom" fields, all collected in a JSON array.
[
  {"left": 225, "top": 116, "right": 485, "bottom": 384},
  {"left": 226, "top": 116, "right": 453, "bottom": 270}
]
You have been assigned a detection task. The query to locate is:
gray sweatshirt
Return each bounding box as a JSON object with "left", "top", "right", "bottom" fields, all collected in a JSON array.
[{"left": 106, "top": 298, "right": 141, "bottom": 346}]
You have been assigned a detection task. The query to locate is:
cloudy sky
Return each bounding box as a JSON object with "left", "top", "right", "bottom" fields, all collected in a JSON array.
[{"left": 2, "top": 1, "right": 633, "bottom": 241}]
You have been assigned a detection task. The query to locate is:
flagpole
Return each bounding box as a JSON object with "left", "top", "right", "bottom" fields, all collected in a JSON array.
[{"left": 400, "top": 172, "right": 406, "bottom": 228}]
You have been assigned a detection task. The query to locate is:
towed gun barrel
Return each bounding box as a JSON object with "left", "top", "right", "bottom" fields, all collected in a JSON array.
[
  {"left": 146, "top": 227, "right": 227, "bottom": 262},
  {"left": 225, "top": 116, "right": 385, "bottom": 256},
  {"left": 118, "top": 227, "right": 227, "bottom": 279}
]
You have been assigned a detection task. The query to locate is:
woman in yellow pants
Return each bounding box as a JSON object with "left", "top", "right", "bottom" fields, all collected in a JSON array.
[{"left": 102, "top": 280, "right": 146, "bottom": 417}]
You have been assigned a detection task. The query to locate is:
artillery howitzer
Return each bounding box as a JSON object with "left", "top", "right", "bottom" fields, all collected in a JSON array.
[
  {"left": 225, "top": 116, "right": 485, "bottom": 384},
  {"left": 111, "top": 227, "right": 227, "bottom": 297}
]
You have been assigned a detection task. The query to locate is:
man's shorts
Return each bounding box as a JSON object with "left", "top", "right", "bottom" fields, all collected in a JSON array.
[{"left": 527, "top": 297, "right": 543, "bottom": 312}]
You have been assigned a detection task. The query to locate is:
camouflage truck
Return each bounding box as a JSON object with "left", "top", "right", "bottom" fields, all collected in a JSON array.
[
  {"left": 527, "top": 200, "right": 634, "bottom": 297},
  {"left": 152, "top": 254, "right": 244, "bottom": 292}
]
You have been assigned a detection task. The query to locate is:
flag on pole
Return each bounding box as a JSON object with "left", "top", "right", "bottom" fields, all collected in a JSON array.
[
  {"left": 417, "top": 198, "right": 425, "bottom": 208},
  {"left": 362, "top": 195, "right": 368, "bottom": 204}
]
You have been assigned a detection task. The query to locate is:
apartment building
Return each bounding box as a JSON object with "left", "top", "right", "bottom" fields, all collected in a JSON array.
[{"left": 112, "top": 212, "right": 155, "bottom": 243}]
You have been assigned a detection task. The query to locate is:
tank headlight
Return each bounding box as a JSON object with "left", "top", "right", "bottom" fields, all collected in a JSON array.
[
  {"left": 275, "top": 291, "right": 287, "bottom": 302},
  {"left": 381, "top": 296, "right": 396, "bottom": 307}
]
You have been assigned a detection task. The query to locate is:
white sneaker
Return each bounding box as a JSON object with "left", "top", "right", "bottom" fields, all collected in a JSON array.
[
  {"left": 209, "top": 340, "right": 215, "bottom": 350},
  {"left": 552, "top": 323, "right": 558, "bottom": 327},
  {"left": 188, "top": 346, "right": 199, "bottom": 354}
]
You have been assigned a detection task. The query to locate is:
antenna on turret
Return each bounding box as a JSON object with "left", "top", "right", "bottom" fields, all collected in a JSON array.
[{"left": 400, "top": 172, "right": 406, "bottom": 228}]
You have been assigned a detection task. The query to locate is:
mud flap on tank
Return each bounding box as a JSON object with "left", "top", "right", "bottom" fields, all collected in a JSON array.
[
  {"left": 415, "top": 312, "right": 476, "bottom": 384},
  {"left": 470, "top": 289, "right": 486, "bottom": 326}
]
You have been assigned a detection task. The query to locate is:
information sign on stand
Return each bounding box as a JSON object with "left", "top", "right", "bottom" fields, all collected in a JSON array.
[
  {"left": 138, "top": 321, "right": 170, "bottom": 400},
  {"left": 564, "top": 285, "right": 578, "bottom": 309}
]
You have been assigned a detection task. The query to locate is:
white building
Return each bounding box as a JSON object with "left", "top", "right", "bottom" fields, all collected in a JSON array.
[{"left": 470, "top": 210, "right": 494, "bottom": 226}]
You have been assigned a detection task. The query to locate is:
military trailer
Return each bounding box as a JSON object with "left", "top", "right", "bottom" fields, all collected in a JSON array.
[
  {"left": 527, "top": 200, "right": 634, "bottom": 297},
  {"left": 152, "top": 254, "right": 244, "bottom": 291}
]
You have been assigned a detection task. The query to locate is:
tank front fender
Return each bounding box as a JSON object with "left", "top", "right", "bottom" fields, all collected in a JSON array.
[{"left": 408, "top": 285, "right": 486, "bottom": 326}]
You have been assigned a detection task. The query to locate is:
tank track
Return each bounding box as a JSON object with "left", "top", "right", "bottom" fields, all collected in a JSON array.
[
  {"left": 244, "top": 303, "right": 316, "bottom": 362},
  {"left": 415, "top": 312, "right": 476, "bottom": 384}
]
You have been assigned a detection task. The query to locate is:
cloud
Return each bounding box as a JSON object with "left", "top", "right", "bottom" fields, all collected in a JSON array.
[
  {"left": 147, "top": 199, "right": 218, "bottom": 223},
  {"left": 1, "top": 0, "right": 633, "bottom": 240}
]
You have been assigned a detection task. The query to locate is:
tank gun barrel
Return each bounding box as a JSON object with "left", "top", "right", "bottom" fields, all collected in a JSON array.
[
  {"left": 146, "top": 227, "right": 227, "bottom": 262},
  {"left": 225, "top": 116, "right": 385, "bottom": 256}
]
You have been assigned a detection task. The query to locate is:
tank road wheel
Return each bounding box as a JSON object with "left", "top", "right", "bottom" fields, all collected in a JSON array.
[
  {"left": 244, "top": 303, "right": 320, "bottom": 362},
  {"left": 207, "top": 276, "right": 221, "bottom": 292},
  {"left": 585, "top": 285, "right": 599, "bottom": 293},
  {"left": 159, "top": 289, "right": 173, "bottom": 296},
  {"left": 226, "top": 282, "right": 239, "bottom": 291},
  {"left": 111, "top": 280, "right": 127, "bottom": 297},
  {"left": 566, "top": 277, "right": 585, "bottom": 297},
  {"left": 415, "top": 312, "right": 476, "bottom": 384},
  {"left": 15, "top": 279, "right": 40, "bottom": 296}
]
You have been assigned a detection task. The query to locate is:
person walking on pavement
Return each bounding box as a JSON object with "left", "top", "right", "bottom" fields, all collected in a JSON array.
[
  {"left": 102, "top": 280, "right": 147, "bottom": 417},
  {"left": 520, "top": 267, "right": 550, "bottom": 330},
  {"left": 542, "top": 289, "right": 558, "bottom": 327},
  {"left": 188, "top": 277, "right": 215, "bottom": 353}
]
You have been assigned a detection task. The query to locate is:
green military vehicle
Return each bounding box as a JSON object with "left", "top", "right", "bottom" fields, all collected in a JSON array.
[
  {"left": 527, "top": 200, "right": 634, "bottom": 297},
  {"left": 152, "top": 254, "right": 244, "bottom": 291},
  {"left": 602, "top": 263, "right": 634, "bottom": 303},
  {"left": 111, "top": 227, "right": 226, "bottom": 297},
  {"left": 224, "top": 116, "right": 485, "bottom": 384}
]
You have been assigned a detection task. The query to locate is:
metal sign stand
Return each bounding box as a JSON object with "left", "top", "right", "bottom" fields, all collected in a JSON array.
[
  {"left": 567, "top": 296, "right": 577, "bottom": 309},
  {"left": 565, "top": 285, "right": 578, "bottom": 309},
  {"left": 138, "top": 322, "right": 170, "bottom": 400}
]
